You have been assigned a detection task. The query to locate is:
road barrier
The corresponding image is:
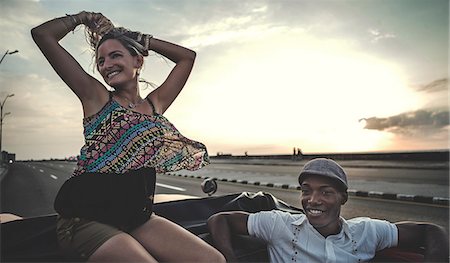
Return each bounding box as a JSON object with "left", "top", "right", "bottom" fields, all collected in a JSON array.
[{"left": 164, "top": 172, "right": 449, "bottom": 206}]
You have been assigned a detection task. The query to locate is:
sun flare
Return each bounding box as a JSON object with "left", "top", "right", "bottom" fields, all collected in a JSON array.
[{"left": 175, "top": 33, "right": 422, "bottom": 154}]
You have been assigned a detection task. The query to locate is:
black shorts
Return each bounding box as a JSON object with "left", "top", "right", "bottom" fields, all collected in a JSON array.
[{"left": 54, "top": 167, "right": 156, "bottom": 230}]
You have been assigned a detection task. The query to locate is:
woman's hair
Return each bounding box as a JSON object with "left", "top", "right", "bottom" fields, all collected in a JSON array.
[
  {"left": 84, "top": 15, "right": 114, "bottom": 51},
  {"left": 94, "top": 27, "right": 150, "bottom": 59},
  {"left": 83, "top": 16, "right": 148, "bottom": 59},
  {"left": 85, "top": 17, "right": 156, "bottom": 88}
]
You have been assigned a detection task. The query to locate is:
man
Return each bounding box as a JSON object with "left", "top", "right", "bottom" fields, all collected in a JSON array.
[{"left": 208, "top": 158, "right": 449, "bottom": 262}]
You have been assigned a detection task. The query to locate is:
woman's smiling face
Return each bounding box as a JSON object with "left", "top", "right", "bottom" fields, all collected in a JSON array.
[
  {"left": 96, "top": 39, "right": 141, "bottom": 88},
  {"left": 300, "top": 175, "right": 347, "bottom": 236}
]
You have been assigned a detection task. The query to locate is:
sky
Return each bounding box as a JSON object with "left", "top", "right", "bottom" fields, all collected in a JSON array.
[{"left": 0, "top": 0, "right": 448, "bottom": 160}]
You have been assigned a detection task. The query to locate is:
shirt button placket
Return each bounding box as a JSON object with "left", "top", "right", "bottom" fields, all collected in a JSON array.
[{"left": 291, "top": 226, "right": 299, "bottom": 262}]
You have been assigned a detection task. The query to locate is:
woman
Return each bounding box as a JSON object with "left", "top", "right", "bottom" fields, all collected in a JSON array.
[{"left": 31, "top": 11, "right": 225, "bottom": 262}]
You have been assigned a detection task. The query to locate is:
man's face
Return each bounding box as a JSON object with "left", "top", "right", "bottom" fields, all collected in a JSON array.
[{"left": 300, "top": 175, "right": 347, "bottom": 236}]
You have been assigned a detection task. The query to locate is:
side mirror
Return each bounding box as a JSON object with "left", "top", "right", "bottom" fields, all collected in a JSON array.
[{"left": 201, "top": 178, "right": 217, "bottom": 196}]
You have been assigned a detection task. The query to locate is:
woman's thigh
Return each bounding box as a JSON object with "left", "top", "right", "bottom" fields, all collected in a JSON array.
[
  {"left": 56, "top": 216, "right": 156, "bottom": 262},
  {"left": 56, "top": 216, "right": 121, "bottom": 260},
  {"left": 130, "top": 215, "right": 225, "bottom": 262},
  {"left": 88, "top": 233, "right": 157, "bottom": 262}
]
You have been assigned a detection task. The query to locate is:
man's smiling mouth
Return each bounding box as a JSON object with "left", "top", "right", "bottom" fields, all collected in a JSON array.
[{"left": 307, "top": 208, "right": 324, "bottom": 216}]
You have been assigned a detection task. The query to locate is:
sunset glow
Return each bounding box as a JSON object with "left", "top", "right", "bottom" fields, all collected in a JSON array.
[{"left": 0, "top": 0, "right": 448, "bottom": 159}]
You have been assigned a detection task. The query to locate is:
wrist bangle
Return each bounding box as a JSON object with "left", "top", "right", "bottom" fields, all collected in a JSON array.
[
  {"left": 61, "top": 19, "right": 71, "bottom": 32},
  {"left": 65, "top": 14, "right": 78, "bottom": 26},
  {"left": 137, "top": 32, "right": 143, "bottom": 42},
  {"left": 63, "top": 14, "right": 81, "bottom": 33},
  {"left": 73, "top": 14, "right": 81, "bottom": 25},
  {"left": 144, "top": 34, "right": 153, "bottom": 50}
]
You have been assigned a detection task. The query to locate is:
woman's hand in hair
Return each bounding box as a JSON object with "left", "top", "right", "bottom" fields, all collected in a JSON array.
[
  {"left": 77, "top": 12, "right": 109, "bottom": 29},
  {"left": 80, "top": 11, "right": 115, "bottom": 50}
]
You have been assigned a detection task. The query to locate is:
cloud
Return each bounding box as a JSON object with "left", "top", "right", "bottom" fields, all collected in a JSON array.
[
  {"left": 368, "top": 28, "right": 396, "bottom": 43},
  {"left": 360, "top": 108, "right": 449, "bottom": 135},
  {"left": 183, "top": 23, "right": 291, "bottom": 49},
  {"left": 416, "top": 78, "right": 448, "bottom": 93},
  {"left": 1, "top": 73, "right": 83, "bottom": 156},
  {"left": 360, "top": 77, "right": 449, "bottom": 137},
  {"left": 252, "top": 5, "right": 268, "bottom": 13},
  {"left": 179, "top": 7, "right": 274, "bottom": 49}
]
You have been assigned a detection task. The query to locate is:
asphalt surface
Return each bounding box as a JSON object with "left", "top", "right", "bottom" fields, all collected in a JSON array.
[
  {"left": 157, "top": 174, "right": 449, "bottom": 232},
  {"left": 169, "top": 159, "right": 449, "bottom": 203},
  {"left": 1, "top": 161, "right": 448, "bottom": 233}
]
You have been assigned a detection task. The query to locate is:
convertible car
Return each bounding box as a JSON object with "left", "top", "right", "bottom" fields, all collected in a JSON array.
[{"left": 1, "top": 179, "right": 425, "bottom": 262}]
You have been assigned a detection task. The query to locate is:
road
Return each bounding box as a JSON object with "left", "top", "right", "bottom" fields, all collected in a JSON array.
[
  {"left": 1, "top": 161, "right": 448, "bottom": 232},
  {"left": 174, "top": 160, "right": 449, "bottom": 198}
]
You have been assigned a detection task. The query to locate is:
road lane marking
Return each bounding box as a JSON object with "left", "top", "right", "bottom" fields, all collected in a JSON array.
[
  {"left": 156, "top": 183, "right": 186, "bottom": 192},
  {"left": 39, "top": 169, "right": 44, "bottom": 173},
  {"left": 50, "top": 174, "right": 58, "bottom": 180}
]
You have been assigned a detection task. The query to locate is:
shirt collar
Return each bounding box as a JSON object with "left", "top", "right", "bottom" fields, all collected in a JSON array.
[
  {"left": 340, "top": 217, "right": 352, "bottom": 238},
  {"left": 291, "top": 214, "right": 308, "bottom": 226},
  {"left": 291, "top": 215, "right": 352, "bottom": 238}
]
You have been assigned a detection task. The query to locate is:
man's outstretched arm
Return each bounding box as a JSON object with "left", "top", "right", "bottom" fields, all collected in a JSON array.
[{"left": 207, "top": 211, "right": 250, "bottom": 262}]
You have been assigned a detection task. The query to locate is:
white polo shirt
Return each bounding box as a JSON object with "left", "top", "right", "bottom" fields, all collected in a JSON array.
[{"left": 248, "top": 210, "right": 398, "bottom": 263}]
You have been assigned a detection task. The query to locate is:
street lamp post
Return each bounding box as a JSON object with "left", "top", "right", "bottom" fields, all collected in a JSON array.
[
  {"left": 0, "top": 50, "right": 19, "bottom": 65},
  {"left": 0, "top": 49, "right": 18, "bottom": 163},
  {"left": 0, "top": 94, "right": 14, "bottom": 160}
]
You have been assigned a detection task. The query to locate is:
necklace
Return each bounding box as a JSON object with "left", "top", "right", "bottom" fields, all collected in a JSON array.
[{"left": 115, "top": 94, "right": 145, "bottom": 109}]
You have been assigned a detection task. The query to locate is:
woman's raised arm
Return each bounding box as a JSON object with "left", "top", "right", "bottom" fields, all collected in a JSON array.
[
  {"left": 147, "top": 38, "right": 196, "bottom": 114},
  {"left": 31, "top": 12, "right": 107, "bottom": 101}
]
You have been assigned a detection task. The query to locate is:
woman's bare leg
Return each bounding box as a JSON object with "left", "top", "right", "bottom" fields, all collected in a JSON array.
[
  {"left": 131, "top": 215, "right": 225, "bottom": 262},
  {"left": 88, "top": 233, "right": 157, "bottom": 262}
]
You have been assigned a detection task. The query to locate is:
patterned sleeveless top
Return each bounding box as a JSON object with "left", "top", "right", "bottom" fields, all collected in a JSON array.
[{"left": 72, "top": 95, "right": 209, "bottom": 177}]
